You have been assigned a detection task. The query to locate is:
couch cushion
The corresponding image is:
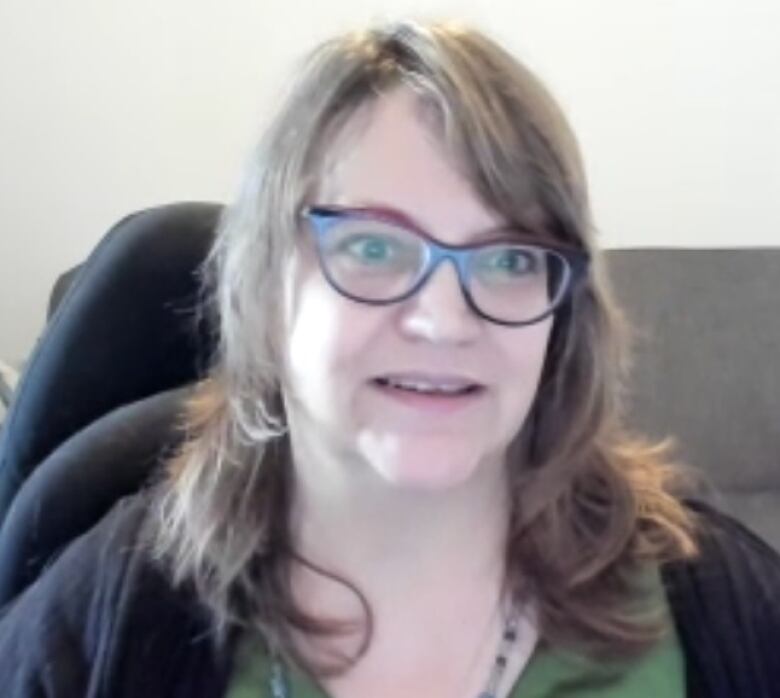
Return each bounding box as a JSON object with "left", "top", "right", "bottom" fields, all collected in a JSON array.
[{"left": 605, "top": 248, "right": 780, "bottom": 549}]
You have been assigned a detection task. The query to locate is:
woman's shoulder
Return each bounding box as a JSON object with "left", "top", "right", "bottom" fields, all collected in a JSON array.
[
  {"left": 661, "top": 499, "right": 780, "bottom": 696},
  {"left": 0, "top": 488, "right": 233, "bottom": 697},
  {"left": 0, "top": 490, "right": 182, "bottom": 696},
  {"left": 673, "top": 498, "right": 780, "bottom": 581},
  {"left": 664, "top": 498, "right": 780, "bottom": 615},
  {"left": 0, "top": 490, "right": 152, "bottom": 620}
]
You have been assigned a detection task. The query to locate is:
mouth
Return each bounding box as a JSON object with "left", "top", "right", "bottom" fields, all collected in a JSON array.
[{"left": 369, "top": 373, "right": 486, "bottom": 412}]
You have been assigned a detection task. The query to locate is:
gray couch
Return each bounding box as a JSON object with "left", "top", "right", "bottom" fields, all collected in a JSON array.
[{"left": 607, "top": 248, "right": 780, "bottom": 550}]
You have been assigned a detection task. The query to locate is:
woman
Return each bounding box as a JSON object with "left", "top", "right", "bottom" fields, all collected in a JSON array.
[{"left": 1, "top": 19, "right": 779, "bottom": 698}]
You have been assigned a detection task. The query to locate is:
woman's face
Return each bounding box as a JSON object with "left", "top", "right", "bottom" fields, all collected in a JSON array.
[{"left": 281, "top": 89, "right": 552, "bottom": 491}]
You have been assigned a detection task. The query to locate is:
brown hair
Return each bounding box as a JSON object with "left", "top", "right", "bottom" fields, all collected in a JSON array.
[{"left": 151, "top": 19, "right": 697, "bottom": 674}]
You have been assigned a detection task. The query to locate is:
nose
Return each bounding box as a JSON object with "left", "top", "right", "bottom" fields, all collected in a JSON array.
[{"left": 398, "top": 259, "right": 481, "bottom": 344}]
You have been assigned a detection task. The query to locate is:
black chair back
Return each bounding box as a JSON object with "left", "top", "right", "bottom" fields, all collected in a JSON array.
[{"left": 0, "top": 202, "right": 221, "bottom": 606}]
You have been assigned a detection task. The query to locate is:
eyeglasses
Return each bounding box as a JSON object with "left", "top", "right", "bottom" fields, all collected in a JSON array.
[{"left": 301, "top": 205, "right": 589, "bottom": 327}]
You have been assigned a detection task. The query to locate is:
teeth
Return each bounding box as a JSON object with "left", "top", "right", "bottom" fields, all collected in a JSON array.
[{"left": 382, "top": 377, "right": 474, "bottom": 394}]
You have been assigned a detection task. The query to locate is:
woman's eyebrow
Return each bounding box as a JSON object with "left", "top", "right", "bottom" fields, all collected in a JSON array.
[{"left": 335, "top": 200, "right": 516, "bottom": 241}]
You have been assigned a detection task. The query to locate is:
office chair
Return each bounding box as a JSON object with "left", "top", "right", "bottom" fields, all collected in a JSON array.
[{"left": 0, "top": 202, "right": 221, "bottom": 606}]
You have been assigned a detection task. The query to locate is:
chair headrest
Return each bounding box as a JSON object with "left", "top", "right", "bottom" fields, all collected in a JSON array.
[{"left": 0, "top": 202, "right": 222, "bottom": 527}]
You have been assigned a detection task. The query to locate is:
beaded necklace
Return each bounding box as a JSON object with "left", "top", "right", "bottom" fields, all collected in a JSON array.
[{"left": 268, "top": 606, "right": 519, "bottom": 698}]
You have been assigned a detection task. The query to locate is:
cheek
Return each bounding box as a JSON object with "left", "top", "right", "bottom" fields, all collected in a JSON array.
[
  {"left": 283, "top": 264, "right": 380, "bottom": 414},
  {"left": 286, "top": 277, "right": 340, "bottom": 381}
]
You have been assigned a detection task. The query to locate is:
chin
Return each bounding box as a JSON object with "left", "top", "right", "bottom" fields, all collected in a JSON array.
[{"left": 358, "top": 432, "right": 490, "bottom": 491}]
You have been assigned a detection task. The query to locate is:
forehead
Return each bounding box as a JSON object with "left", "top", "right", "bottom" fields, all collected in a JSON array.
[{"left": 315, "top": 89, "right": 509, "bottom": 245}]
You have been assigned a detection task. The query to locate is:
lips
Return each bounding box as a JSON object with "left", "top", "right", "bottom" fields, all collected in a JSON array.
[{"left": 371, "top": 372, "right": 485, "bottom": 397}]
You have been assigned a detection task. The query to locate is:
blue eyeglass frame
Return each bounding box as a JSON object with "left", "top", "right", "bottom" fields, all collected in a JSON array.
[{"left": 301, "top": 205, "right": 590, "bottom": 327}]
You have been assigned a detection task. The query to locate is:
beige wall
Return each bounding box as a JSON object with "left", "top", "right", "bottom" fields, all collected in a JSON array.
[{"left": 1, "top": 0, "right": 778, "bottom": 363}]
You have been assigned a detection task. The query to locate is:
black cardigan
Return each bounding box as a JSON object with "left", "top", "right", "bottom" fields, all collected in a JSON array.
[{"left": 0, "top": 494, "right": 778, "bottom": 697}]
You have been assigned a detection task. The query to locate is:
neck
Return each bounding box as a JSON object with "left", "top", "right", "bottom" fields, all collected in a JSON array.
[
  {"left": 283, "top": 432, "right": 533, "bottom": 697},
  {"left": 287, "top": 432, "right": 511, "bottom": 614}
]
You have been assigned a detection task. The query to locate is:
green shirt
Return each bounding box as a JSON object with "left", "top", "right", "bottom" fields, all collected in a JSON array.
[
  {"left": 228, "top": 625, "right": 684, "bottom": 698},
  {"left": 228, "top": 578, "right": 685, "bottom": 698}
]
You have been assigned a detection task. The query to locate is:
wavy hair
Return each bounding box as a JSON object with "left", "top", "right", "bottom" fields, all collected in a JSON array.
[{"left": 151, "top": 20, "right": 697, "bottom": 674}]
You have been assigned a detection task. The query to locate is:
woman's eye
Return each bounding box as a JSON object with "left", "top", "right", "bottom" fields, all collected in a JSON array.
[
  {"left": 479, "top": 248, "right": 539, "bottom": 276},
  {"left": 340, "top": 234, "right": 398, "bottom": 264}
]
